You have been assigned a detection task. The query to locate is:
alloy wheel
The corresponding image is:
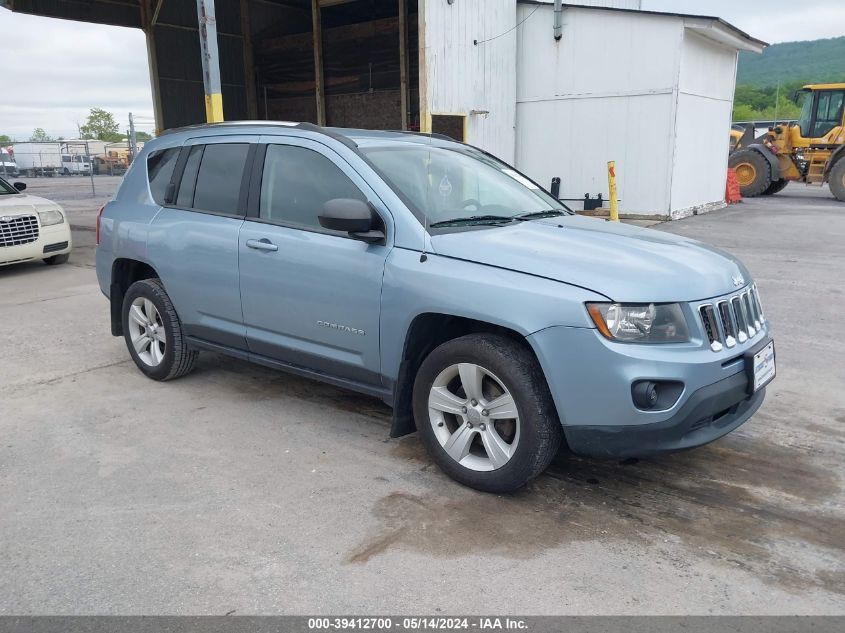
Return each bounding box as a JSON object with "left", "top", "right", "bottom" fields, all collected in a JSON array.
[
  {"left": 427, "top": 363, "right": 520, "bottom": 472},
  {"left": 127, "top": 297, "right": 166, "bottom": 367}
]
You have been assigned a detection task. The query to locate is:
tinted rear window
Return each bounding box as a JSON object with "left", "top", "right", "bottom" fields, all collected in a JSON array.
[
  {"left": 192, "top": 143, "right": 249, "bottom": 214},
  {"left": 147, "top": 148, "right": 180, "bottom": 205}
]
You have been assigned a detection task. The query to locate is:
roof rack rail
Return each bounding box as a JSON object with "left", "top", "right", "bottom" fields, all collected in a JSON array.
[{"left": 158, "top": 120, "right": 358, "bottom": 149}]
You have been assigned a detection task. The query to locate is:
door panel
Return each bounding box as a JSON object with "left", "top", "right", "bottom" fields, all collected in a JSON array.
[
  {"left": 147, "top": 135, "right": 256, "bottom": 350},
  {"left": 239, "top": 137, "right": 391, "bottom": 385},
  {"left": 149, "top": 210, "right": 246, "bottom": 348}
]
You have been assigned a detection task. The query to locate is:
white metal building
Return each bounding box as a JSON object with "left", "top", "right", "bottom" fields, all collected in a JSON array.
[{"left": 422, "top": 0, "right": 765, "bottom": 218}]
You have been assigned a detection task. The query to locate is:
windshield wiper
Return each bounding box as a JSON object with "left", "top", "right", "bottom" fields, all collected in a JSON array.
[
  {"left": 515, "top": 209, "right": 568, "bottom": 220},
  {"left": 429, "top": 215, "right": 517, "bottom": 228}
]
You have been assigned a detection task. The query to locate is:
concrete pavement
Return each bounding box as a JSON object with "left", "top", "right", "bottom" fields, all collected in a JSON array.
[{"left": 1, "top": 179, "right": 843, "bottom": 614}]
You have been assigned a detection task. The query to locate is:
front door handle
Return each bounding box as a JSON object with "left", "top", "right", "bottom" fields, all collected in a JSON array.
[{"left": 246, "top": 238, "right": 278, "bottom": 252}]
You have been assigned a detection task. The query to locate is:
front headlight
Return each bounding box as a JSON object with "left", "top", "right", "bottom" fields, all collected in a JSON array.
[
  {"left": 38, "top": 209, "right": 65, "bottom": 226},
  {"left": 587, "top": 302, "right": 690, "bottom": 343}
]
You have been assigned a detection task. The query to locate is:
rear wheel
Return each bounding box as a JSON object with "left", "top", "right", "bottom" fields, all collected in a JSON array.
[
  {"left": 829, "top": 159, "right": 845, "bottom": 202},
  {"left": 729, "top": 149, "right": 772, "bottom": 197},
  {"left": 761, "top": 178, "right": 788, "bottom": 196},
  {"left": 412, "top": 334, "right": 562, "bottom": 493},
  {"left": 122, "top": 278, "right": 198, "bottom": 381}
]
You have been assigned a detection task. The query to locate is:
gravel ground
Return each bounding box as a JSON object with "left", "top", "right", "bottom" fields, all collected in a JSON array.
[{"left": 1, "top": 178, "right": 843, "bottom": 615}]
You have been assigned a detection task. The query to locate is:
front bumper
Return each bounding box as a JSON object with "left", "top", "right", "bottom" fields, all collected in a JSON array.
[
  {"left": 0, "top": 222, "right": 72, "bottom": 266},
  {"left": 528, "top": 322, "right": 771, "bottom": 458},
  {"left": 563, "top": 371, "right": 765, "bottom": 458}
]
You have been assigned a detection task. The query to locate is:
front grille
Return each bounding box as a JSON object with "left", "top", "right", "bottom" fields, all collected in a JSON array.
[
  {"left": 0, "top": 214, "right": 39, "bottom": 248},
  {"left": 699, "top": 285, "right": 765, "bottom": 352}
]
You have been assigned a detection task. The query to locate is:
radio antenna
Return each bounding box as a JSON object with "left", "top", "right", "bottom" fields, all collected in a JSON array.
[{"left": 420, "top": 213, "right": 429, "bottom": 262}]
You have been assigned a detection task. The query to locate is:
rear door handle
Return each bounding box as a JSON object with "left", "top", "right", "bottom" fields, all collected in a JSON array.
[{"left": 246, "top": 238, "right": 278, "bottom": 252}]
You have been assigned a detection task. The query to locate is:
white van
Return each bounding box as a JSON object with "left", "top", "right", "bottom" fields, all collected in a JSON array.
[{"left": 60, "top": 154, "right": 91, "bottom": 176}]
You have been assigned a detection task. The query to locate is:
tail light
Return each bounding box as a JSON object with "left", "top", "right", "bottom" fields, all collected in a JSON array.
[{"left": 95, "top": 205, "right": 105, "bottom": 244}]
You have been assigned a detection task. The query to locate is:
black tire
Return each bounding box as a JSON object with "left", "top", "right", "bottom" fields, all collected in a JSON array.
[
  {"left": 412, "top": 334, "right": 562, "bottom": 493},
  {"left": 729, "top": 149, "right": 772, "bottom": 197},
  {"left": 761, "top": 178, "right": 788, "bottom": 196},
  {"left": 43, "top": 253, "right": 69, "bottom": 265},
  {"left": 122, "top": 278, "right": 198, "bottom": 381},
  {"left": 829, "top": 159, "right": 845, "bottom": 202}
]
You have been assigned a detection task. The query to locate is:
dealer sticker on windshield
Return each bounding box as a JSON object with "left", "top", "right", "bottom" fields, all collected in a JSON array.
[{"left": 751, "top": 340, "right": 776, "bottom": 393}]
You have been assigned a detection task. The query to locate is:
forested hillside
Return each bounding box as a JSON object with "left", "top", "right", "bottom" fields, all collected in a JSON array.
[{"left": 733, "top": 37, "right": 845, "bottom": 121}]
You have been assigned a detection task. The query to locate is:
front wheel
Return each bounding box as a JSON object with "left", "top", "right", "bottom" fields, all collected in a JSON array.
[
  {"left": 829, "top": 159, "right": 845, "bottom": 202},
  {"left": 122, "top": 278, "right": 198, "bottom": 381},
  {"left": 761, "top": 178, "right": 788, "bottom": 196},
  {"left": 729, "top": 149, "right": 772, "bottom": 197},
  {"left": 412, "top": 334, "right": 562, "bottom": 492}
]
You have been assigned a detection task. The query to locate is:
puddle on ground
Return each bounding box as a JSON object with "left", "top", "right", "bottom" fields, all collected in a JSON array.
[{"left": 348, "top": 423, "right": 845, "bottom": 598}]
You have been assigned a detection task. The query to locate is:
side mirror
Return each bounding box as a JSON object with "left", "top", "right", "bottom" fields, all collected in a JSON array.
[
  {"left": 13, "top": 182, "right": 26, "bottom": 192},
  {"left": 319, "top": 198, "right": 385, "bottom": 244}
]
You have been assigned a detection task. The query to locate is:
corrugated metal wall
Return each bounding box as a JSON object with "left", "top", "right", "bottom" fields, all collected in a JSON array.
[{"left": 421, "top": 0, "right": 517, "bottom": 162}]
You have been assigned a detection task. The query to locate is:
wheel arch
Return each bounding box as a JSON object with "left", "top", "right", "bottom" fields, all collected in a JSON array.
[
  {"left": 109, "top": 258, "right": 161, "bottom": 336},
  {"left": 389, "top": 312, "right": 544, "bottom": 438},
  {"left": 823, "top": 145, "right": 845, "bottom": 181},
  {"left": 743, "top": 144, "right": 780, "bottom": 179}
]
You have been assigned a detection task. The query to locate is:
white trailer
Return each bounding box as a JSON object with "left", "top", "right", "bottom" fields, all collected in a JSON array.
[{"left": 11, "top": 142, "right": 62, "bottom": 177}]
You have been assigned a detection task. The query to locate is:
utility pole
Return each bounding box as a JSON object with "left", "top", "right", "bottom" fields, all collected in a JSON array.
[
  {"left": 197, "top": 0, "right": 225, "bottom": 123},
  {"left": 128, "top": 112, "right": 138, "bottom": 161}
]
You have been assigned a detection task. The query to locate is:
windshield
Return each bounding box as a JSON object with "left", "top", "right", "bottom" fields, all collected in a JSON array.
[
  {"left": 0, "top": 177, "right": 18, "bottom": 195},
  {"left": 797, "top": 90, "right": 813, "bottom": 138},
  {"left": 0, "top": 151, "right": 14, "bottom": 165},
  {"left": 361, "top": 144, "right": 564, "bottom": 227}
]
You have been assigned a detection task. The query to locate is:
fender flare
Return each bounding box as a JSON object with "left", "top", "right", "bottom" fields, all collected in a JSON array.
[
  {"left": 823, "top": 145, "right": 845, "bottom": 181},
  {"left": 744, "top": 144, "right": 780, "bottom": 180}
]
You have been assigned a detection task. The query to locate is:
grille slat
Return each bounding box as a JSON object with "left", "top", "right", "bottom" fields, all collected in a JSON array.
[
  {"left": 0, "top": 214, "right": 39, "bottom": 248},
  {"left": 701, "top": 286, "right": 765, "bottom": 352}
]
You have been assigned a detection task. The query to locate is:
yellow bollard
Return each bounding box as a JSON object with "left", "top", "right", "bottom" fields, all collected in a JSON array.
[{"left": 607, "top": 161, "right": 619, "bottom": 222}]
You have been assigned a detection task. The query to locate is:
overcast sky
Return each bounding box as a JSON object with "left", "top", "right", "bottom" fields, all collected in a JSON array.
[{"left": 1, "top": 1, "right": 843, "bottom": 141}]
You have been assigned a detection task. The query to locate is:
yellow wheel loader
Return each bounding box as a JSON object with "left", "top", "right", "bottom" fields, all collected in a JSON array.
[{"left": 728, "top": 84, "right": 845, "bottom": 201}]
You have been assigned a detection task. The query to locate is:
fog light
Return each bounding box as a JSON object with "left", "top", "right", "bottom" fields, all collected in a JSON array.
[
  {"left": 632, "top": 381, "right": 659, "bottom": 409},
  {"left": 631, "top": 380, "right": 685, "bottom": 412}
]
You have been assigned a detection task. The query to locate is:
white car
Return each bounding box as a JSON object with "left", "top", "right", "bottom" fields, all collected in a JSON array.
[{"left": 0, "top": 177, "right": 72, "bottom": 266}]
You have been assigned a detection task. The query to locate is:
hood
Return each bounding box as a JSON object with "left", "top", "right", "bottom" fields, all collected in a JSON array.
[
  {"left": 430, "top": 215, "right": 751, "bottom": 303},
  {"left": 0, "top": 192, "right": 62, "bottom": 215}
]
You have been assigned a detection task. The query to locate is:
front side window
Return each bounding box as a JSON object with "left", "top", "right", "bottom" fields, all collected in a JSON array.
[
  {"left": 147, "top": 147, "right": 180, "bottom": 206},
  {"left": 0, "top": 177, "right": 18, "bottom": 195},
  {"left": 361, "top": 144, "right": 564, "bottom": 228},
  {"left": 259, "top": 144, "right": 365, "bottom": 232},
  {"left": 812, "top": 90, "right": 844, "bottom": 138}
]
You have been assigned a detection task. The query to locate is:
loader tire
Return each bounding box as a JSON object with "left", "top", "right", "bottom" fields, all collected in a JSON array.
[
  {"left": 761, "top": 178, "right": 788, "bottom": 196},
  {"left": 729, "top": 149, "right": 772, "bottom": 198},
  {"left": 829, "top": 159, "right": 845, "bottom": 202}
]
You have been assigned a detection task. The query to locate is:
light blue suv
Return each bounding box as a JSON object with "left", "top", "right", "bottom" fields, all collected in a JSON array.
[{"left": 95, "top": 122, "right": 775, "bottom": 492}]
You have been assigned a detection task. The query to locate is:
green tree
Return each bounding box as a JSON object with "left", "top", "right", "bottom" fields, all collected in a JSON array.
[
  {"left": 0, "top": 134, "right": 11, "bottom": 145},
  {"left": 30, "top": 128, "right": 53, "bottom": 142},
  {"left": 80, "top": 108, "right": 123, "bottom": 142},
  {"left": 136, "top": 131, "right": 153, "bottom": 142}
]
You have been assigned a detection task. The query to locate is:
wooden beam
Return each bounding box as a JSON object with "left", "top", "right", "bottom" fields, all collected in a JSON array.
[
  {"left": 399, "top": 0, "right": 408, "bottom": 130},
  {"left": 311, "top": 0, "right": 326, "bottom": 125},
  {"left": 240, "top": 0, "right": 259, "bottom": 119},
  {"left": 151, "top": 0, "right": 164, "bottom": 26}
]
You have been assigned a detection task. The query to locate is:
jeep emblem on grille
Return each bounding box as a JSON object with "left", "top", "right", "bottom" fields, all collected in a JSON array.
[
  {"left": 732, "top": 274, "right": 745, "bottom": 287},
  {"left": 0, "top": 216, "right": 11, "bottom": 222}
]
